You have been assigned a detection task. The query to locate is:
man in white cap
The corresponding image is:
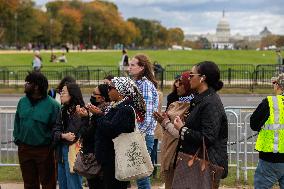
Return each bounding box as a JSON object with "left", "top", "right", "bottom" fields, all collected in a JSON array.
[{"left": 250, "top": 73, "right": 284, "bottom": 188}]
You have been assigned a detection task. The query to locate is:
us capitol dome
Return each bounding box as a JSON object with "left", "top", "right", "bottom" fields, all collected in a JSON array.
[
  {"left": 211, "top": 10, "right": 233, "bottom": 49},
  {"left": 216, "top": 11, "right": 230, "bottom": 43}
]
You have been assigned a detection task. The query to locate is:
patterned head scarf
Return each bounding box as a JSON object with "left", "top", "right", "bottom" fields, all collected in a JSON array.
[{"left": 111, "top": 77, "right": 146, "bottom": 117}]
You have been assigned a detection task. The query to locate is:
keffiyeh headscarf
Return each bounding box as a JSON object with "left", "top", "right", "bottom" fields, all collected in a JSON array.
[{"left": 111, "top": 77, "right": 146, "bottom": 117}]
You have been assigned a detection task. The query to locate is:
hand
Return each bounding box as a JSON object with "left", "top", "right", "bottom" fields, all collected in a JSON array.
[
  {"left": 153, "top": 112, "right": 164, "bottom": 123},
  {"left": 75, "top": 105, "right": 88, "bottom": 117},
  {"left": 62, "top": 132, "right": 75, "bottom": 142},
  {"left": 86, "top": 103, "right": 103, "bottom": 114},
  {"left": 174, "top": 116, "right": 184, "bottom": 131}
]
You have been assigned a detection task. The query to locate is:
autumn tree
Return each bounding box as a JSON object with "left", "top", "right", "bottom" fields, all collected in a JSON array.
[
  {"left": 260, "top": 35, "right": 278, "bottom": 48},
  {"left": 168, "top": 28, "right": 184, "bottom": 45},
  {"left": 276, "top": 36, "right": 284, "bottom": 48}
]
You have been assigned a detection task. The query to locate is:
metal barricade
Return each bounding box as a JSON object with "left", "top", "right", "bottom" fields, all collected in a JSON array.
[
  {"left": 0, "top": 105, "right": 260, "bottom": 184},
  {"left": 243, "top": 113, "right": 258, "bottom": 183},
  {"left": 225, "top": 106, "right": 257, "bottom": 183},
  {"left": 0, "top": 106, "right": 18, "bottom": 166}
]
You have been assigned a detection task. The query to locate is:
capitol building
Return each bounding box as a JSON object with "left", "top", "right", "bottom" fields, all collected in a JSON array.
[{"left": 185, "top": 11, "right": 273, "bottom": 49}]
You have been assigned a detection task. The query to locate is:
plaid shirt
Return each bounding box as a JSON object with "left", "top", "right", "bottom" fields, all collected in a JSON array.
[{"left": 135, "top": 77, "right": 158, "bottom": 135}]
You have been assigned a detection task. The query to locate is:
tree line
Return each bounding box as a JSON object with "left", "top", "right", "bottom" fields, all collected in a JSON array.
[{"left": 0, "top": 0, "right": 184, "bottom": 49}]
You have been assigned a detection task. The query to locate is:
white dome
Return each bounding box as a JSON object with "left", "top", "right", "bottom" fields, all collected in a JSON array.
[
  {"left": 216, "top": 18, "right": 230, "bottom": 32},
  {"left": 215, "top": 11, "right": 230, "bottom": 43}
]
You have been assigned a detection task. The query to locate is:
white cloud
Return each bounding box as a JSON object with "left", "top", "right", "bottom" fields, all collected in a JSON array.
[{"left": 35, "top": 0, "right": 284, "bottom": 35}]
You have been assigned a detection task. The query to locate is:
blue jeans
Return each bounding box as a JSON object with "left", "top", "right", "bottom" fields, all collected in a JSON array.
[
  {"left": 254, "top": 159, "right": 284, "bottom": 189},
  {"left": 58, "top": 145, "right": 82, "bottom": 189},
  {"left": 136, "top": 135, "right": 154, "bottom": 189}
]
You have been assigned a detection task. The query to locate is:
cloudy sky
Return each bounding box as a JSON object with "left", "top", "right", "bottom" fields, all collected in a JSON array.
[{"left": 35, "top": 0, "right": 284, "bottom": 35}]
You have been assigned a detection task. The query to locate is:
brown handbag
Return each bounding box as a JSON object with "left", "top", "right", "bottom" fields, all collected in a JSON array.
[
  {"left": 172, "top": 138, "right": 224, "bottom": 189},
  {"left": 73, "top": 151, "right": 101, "bottom": 179}
]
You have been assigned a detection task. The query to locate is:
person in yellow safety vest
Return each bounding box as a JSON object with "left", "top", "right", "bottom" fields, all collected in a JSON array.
[{"left": 250, "top": 73, "right": 284, "bottom": 189}]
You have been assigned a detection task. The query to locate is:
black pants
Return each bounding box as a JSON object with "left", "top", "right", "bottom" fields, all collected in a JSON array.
[
  {"left": 87, "top": 176, "right": 104, "bottom": 189},
  {"left": 102, "top": 163, "right": 128, "bottom": 189}
]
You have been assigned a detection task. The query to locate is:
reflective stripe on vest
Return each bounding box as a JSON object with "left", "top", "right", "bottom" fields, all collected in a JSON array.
[{"left": 255, "top": 95, "right": 284, "bottom": 153}]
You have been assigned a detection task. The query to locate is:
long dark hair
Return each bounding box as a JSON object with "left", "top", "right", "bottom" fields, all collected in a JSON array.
[
  {"left": 62, "top": 83, "right": 84, "bottom": 112},
  {"left": 134, "top": 54, "right": 158, "bottom": 88},
  {"left": 195, "top": 61, "right": 223, "bottom": 91}
]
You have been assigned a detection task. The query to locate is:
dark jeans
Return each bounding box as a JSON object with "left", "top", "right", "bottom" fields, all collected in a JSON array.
[
  {"left": 18, "top": 144, "right": 56, "bottom": 189},
  {"left": 136, "top": 135, "right": 154, "bottom": 189},
  {"left": 151, "top": 139, "right": 159, "bottom": 177},
  {"left": 254, "top": 159, "right": 284, "bottom": 188}
]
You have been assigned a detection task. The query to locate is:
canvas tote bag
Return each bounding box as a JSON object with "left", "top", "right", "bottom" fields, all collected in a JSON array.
[{"left": 112, "top": 106, "right": 154, "bottom": 181}]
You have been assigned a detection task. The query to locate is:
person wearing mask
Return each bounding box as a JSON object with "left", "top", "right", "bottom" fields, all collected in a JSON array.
[
  {"left": 128, "top": 54, "right": 159, "bottom": 189},
  {"left": 173, "top": 61, "right": 228, "bottom": 188},
  {"left": 52, "top": 83, "right": 89, "bottom": 189},
  {"left": 250, "top": 73, "right": 284, "bottom": 188},
  {"left": 153, "top": 72, "right": 194, "bottom": 189},
  {"left": 93, "top": 77, "right": 146, "bottom": 189},
  {"left": 77, "top": 84, "right": 111, "bottom": 189},
  {"left": 13, "top": 71, "right": 61, "bottom": 189}
]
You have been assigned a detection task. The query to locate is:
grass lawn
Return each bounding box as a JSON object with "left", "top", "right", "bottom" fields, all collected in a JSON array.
[{"left": 0, "top": 50, "right": 276, "bottom": 69}]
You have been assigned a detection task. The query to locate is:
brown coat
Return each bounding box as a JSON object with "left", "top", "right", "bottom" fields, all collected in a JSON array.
[{"left": 160, "top": 101, "right": 190, "bottom": 188}]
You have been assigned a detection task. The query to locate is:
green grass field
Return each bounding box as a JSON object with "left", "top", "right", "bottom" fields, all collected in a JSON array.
[{"left": 0, "top": 50, "right": 277, "bottom": 69}]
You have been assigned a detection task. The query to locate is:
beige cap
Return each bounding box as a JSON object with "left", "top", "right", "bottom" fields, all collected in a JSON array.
[{"left": 271, "top": 73, "right": 284, "bottom": 89}]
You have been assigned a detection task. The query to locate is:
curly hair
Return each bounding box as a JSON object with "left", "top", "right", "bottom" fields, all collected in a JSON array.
[
  {"left": 134, "top": 54, "right": 158, "bottom": 88},
  {"left": 25, "top": 71, "right": 48, "bottom": 97}
]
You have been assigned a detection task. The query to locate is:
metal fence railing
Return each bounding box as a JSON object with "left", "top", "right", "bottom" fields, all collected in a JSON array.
[{"left": 0, "top": 64, "right": 284, "bottom": 90}]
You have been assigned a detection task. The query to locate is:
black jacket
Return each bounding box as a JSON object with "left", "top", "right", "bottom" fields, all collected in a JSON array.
[
  {"left": 52, "top": 108, "right": 89, "bottom": 160},
  {"left": 81, "top": 102, "right": 110, "bottom": 154},
  {"left": 250, "top": 97, "right": 284, "bottom": 162},
  {"left": 94, "top": 100, "right": 135, "bottom": 166},
  {"left": 180, "top": 87, "right": 228, "bottom": 178}
]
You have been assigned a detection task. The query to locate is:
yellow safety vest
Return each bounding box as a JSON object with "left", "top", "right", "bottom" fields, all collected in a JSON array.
[{"left": 255, "top": 95, "right": 284, "bottom": 153}]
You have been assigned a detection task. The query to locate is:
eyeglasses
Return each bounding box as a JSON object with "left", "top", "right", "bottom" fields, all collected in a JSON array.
[
  {"left": 60, "top": 91, "right": 69, "bottom": 96},
  {"left": 188, "top": 73, "right": 201, "bottom": 79},
  {"left": 177, "top": 80, "right": 184, "bottom": 86},
  {"left": 272, "top": 81, "right": 278, "bottom": 85},
  {"left": 93, "top": 93, "right": 102, "bottom": 96}
]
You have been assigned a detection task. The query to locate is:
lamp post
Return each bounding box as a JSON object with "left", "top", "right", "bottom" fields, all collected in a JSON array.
[
  {"left": 50, "top": 19, "right": 53, "bottom": 49},
  {"left": 88, "top": 26, "right": 92, "bottom": 49},
  {"left": 14, "top": 13, "right": 18, "bottom": 48}
]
